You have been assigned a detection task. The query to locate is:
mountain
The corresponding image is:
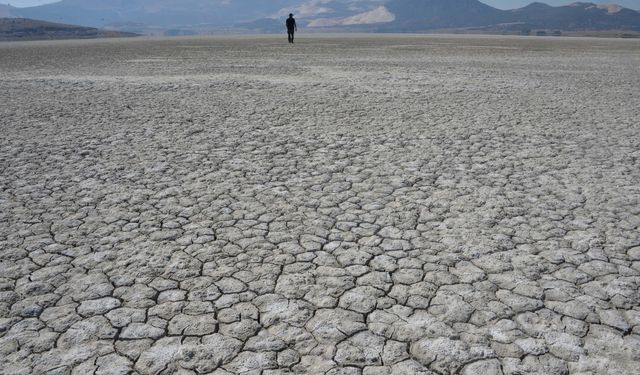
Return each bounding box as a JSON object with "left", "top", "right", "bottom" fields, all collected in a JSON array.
[
  {"left": 507, "top": 2, "right": 640, "bottom": 30},
  {"left": 0, "top": 4, "right": 11, "bottom": 18},
  {"left": 306, "top": 5, "right": 395, "bottom": 27},
  {"left": 486, "top": 0, "right": 638, "bottom": 10},
  {"left": 0, "top": 17, "right": 137, "bottom": 41},
  {"left": 373, "top": 0, "right": 640, "bottom": 32},
  {"left": 5, "top": 0, "right": 294, "bottom": 27},
  {"left": 4, "top": 0, "right": 388, "bottom": 28},
  {"left": 380, "top": 0, "right": 507, "bottom": 31},
  {"left": 2, "top": 0, "right": 639, "bottom": 34}
]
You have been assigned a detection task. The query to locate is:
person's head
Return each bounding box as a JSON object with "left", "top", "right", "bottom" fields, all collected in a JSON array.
[{"left": 289, "top": 13, "right": 294, "bottom": 18}]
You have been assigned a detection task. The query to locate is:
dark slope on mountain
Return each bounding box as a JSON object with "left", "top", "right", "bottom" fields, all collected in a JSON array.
[
  {"left": 0, "top": 17, "right": 137, "bottom": 41},
  {"left": 385, "top": 0, "right": 507, "bottom": 30}
]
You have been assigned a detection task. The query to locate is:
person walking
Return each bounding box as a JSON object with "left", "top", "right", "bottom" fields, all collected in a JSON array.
[{"left": 286, "top": 14, "right": 297, "bottom": 44}]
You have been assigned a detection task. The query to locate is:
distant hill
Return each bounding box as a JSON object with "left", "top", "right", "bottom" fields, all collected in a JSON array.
[
  {"left": 384, "top": 0, "right": 507, "bottom": 31},
  {"left": 0, "top": 18, "right": 138, "bottom": 41},
  {"left": 3, "top": 0, "right": 295, "bottom": 28},
  {"left": 375, "top": 0, "right": 640, "bottom": 33},
  {"left": 2, "top": 1, "right": 639, "bottom": 35},
  {"left": 506, "top": 2, "right": 640, "bottom": 31},
  {"left": 379, "top": 0, "right": 640, "bottom": 31}
]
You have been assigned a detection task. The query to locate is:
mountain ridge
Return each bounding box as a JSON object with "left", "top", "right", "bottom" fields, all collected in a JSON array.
[
  {"left": 2, "top": 0, "right": 639, "bottom": 34},
  {"left": 0, "top": 17, "right": 137, "bottom": 41}
]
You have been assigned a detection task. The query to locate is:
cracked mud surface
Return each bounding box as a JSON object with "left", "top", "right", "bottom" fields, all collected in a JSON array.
[{"left": 1, "top": 35, "right": 639, "bottom": 374}]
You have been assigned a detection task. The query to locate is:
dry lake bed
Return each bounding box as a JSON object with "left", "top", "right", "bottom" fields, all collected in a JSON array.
[{"left": 1, "top": 34, "right": 639, "bottom": 374}]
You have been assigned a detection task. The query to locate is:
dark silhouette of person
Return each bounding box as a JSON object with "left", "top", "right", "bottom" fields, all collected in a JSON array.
[{"left": 286, "top": 14, "right": 297, "bottom": 44}]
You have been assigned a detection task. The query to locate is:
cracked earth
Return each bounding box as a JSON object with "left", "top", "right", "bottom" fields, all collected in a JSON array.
[{"left": 1, "top": 35, "right": 639, "bottom": 374}]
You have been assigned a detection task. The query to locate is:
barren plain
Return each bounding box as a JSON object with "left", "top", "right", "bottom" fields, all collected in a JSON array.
[{"left": 1, "top": 35, "right": 640, "bottom": 374}]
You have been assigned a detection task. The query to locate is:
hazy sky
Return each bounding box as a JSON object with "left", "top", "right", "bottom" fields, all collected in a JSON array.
[{"left": 4, "top": 0, "right": 639, "bottom": 10}]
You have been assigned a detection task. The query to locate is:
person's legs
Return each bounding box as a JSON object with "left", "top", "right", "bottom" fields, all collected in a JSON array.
[{"left": 288, "top": 30, "right": 294, "bottom": 43}]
